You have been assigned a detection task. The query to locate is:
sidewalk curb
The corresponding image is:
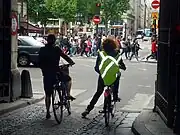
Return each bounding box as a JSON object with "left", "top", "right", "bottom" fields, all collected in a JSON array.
[
  {"left": 131, "top": 122, "right": 141, "bottom": 135},
  {"left": 131, "top": 111, "right": 152, "bottom": 135},
  {"left": 0, "top": 96, "right": 45, "bottom": 116},
  {"left": 141, "top": 60, "right": 157, "bottom": 64}
]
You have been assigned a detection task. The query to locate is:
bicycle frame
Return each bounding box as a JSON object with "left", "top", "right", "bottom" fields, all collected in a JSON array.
[
  {"left": 103, "top": 85, "right": 117, "bottom": 127},
  {"left": 52, "top": 64, "right": 72, "bottom": 124}
]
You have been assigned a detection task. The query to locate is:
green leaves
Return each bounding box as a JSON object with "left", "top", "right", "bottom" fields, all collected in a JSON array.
[
  {"left": 28, "top": 0, "right": 130, "bottom": 24},
  {"left": 102, "top": 0, "right": 130, "bottom": 22},
  {"left": 46, "top": 0, "right": 77, "bottom": 22},
  {"left": 28, "top": 0, "right": 53, "bottom": 25}
]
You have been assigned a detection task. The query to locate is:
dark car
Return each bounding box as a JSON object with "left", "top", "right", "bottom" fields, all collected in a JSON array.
[{"left": 18, "top": 36, "right": 44, "bottom": 66}]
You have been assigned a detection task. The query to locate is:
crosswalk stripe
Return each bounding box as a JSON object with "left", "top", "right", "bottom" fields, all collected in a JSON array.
[
  {"left": 79, "top": 94, "right": 104, "bottom": 107},
  {"left": 76, "top": 93, "right": 154, "bottom": 112},
  {"left": 71, "top": 89, "right": 87, "bottom": 97},
  {"left": 120, "top": 94, "right": 154, "bottom": 112}
]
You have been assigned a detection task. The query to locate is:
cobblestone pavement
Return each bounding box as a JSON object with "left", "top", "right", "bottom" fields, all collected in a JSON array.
[{"left": 0, "top": 101, "right": 138, "bottom": 135}]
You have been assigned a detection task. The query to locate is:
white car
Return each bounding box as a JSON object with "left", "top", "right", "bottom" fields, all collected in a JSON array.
[{"left": 36, "top": 37, "right": 47, "bottom": 44}]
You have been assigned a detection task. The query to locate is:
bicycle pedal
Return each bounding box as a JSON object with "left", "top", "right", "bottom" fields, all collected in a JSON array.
[{"left": 99, "top": 110, "right": 105, "bottom": 113}]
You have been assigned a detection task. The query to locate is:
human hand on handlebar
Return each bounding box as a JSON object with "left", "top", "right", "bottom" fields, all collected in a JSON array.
[{"left": 70, "top": 62, "right": 75, "bottom": 66}]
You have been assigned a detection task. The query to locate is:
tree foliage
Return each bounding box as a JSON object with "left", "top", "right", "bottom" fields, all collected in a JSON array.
[
  {"left": 28, "top": 0, "right": 130, "bottom": 27},
  {"left": 102, "top": 0, "right": 130, "bottom": 22},
  {"left": 76, "top": 0, "right": 130, "bottom": 25},
  {"left": 45, "top": 0, "right": 77, "bottom": 22},
  {"left": 28, "top": 0, "right": 53, "bottom": 25}
]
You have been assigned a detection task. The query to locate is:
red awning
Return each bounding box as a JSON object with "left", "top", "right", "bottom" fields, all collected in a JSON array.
[{"left": 20, "top": 22, "right": 42, "bottom": 33}]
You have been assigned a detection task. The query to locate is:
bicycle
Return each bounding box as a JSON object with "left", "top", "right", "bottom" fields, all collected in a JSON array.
[
  {"left": 100, "top": 85, "right": 120, "bottom": 127},
  {"left": 52, "top": 64, "right": 72, "bottom": 124}
]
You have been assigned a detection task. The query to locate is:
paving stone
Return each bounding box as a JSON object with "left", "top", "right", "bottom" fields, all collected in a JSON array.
[{"left": 0, "top": 103, "right": 136, "bottom": 135}]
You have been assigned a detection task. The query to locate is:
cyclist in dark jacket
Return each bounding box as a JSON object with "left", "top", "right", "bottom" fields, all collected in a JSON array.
[{"left": 38, "top": 34, "right": 75, "bottom": 119}]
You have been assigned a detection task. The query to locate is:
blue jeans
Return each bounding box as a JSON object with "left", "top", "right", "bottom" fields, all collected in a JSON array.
[{"left": 92, "top": 47, "right": 97, "bottom": 56}]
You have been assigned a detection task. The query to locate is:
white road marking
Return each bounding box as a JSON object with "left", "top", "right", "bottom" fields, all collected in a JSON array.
[
  {"left": 138, "top": 68, "right": 147, "bottom": 71},
  {"left": 120, "top": 77, "right": 124, "bottom": 80},
  {"left": 70, "top": 71, "right": 77, "bottom": 74},
  {"left": 80, "top": 64, "right": 92, "bottom": 67},
  {"left": 79, "top": 94, "right": 104, "bottom": 107},
  {"left": 31, "top": 78, "right": 42, "bottom": 82},
  {"left": 120, "top": 93, "right": 154, "bottom": 113},
  {"left": 71, "top": 89, "right": 87, "bottom": 97},
  {"left": 137, "top": 85, "right": 151, "bottom": 88}
]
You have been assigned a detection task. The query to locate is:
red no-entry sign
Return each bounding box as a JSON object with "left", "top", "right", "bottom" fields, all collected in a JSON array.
[
  {"left": 11, "top": 12, "right": 18, "bottom": 36},
  {"left": 151, "top": 0, "right": 160, "bottom": 9},
  {"left": 93, "top": 15, "right": 101, "bottom": 24}
]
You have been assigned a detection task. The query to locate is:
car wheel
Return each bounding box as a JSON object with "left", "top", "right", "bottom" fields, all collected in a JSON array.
[{"left": 18, "top": 55, "right": 30, "bottom": 67}]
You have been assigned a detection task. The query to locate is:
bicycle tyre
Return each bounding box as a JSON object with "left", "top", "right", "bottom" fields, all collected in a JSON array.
[
  {"left": 104, "top": 96, "right": 111, "bottom": 127},
  {"left": 62, "top": 83, "right": 71, "bottom": 115},
  {"left": 52, "top": 88, "right": 63, "bottom": 124}
]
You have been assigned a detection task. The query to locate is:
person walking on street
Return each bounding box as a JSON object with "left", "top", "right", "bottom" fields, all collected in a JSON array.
[
  {"left": 120, "top": 38, "right": 128, "bottom": 59},
  {"left": 129, "top": 38, "right": 141, "bottom": 61},
  {"left": 146, "top": 38, "right": 157, "bottom": 61},
  {"left": 80, "top": 34, "right": 88, "bottom": 57},
  {"left": 91, "top": 36, "right": 98, "bottom": 56}
]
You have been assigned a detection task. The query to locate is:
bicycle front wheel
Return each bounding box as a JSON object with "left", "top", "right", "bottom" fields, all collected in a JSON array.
[
  {"left": 62, "top": 83, "right": 71, "bottom": 115},
  {"left": 52, "top": 88, "right": 63, "bottom": 124},
  {"left": 104, "top": 97, "right": 111, "bottom": 127}
]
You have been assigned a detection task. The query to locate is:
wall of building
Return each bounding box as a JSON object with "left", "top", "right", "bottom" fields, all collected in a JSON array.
[
  {"left": 133, "top": 0, "right": 152, "bottom": 32},
  {"left": 11, "top": 0, "right": 21, "bottom": 101}
]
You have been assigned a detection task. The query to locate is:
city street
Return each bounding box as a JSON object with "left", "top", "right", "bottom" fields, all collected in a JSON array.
[{"left": 0, "top": 48, "right": 157, "bottom": 135}]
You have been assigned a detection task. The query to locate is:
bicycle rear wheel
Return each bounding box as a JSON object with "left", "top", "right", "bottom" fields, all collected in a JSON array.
[
  {"left": 52, "top": 88, "right": 63, "bottom": 124},
  {"left": 104, "top": 96, "right": 111, "bottom": 127},
  {"left": 62, "top": 83, "right": 71, "bottom": 115}
]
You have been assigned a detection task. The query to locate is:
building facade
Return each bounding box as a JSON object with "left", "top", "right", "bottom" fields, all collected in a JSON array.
[{"left": 134, "top": 0, "right": 152, "bottom": 32}]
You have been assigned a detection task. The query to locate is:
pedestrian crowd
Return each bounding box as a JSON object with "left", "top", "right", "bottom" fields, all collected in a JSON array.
[{"left": 54, "top": 33, "right": 143, "bottom": 61}]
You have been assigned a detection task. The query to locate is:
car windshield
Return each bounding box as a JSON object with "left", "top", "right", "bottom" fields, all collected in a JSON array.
[
  {"left": 144, "top": 29, "right": 151, "bottom": 37},
  {"left": 19, "top": 36, "right": 44, "bottom": 46}
]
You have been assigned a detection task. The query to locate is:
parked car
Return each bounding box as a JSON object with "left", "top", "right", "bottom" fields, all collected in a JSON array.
[
  {"left": 35, "top": 37, "right": 47, "bottom": 44},
  {"left": 18, "top": 36, "right": 44, "bottom": 66},
  {"left": 143, "top": 28, "right": 152, "bottom": 41}
]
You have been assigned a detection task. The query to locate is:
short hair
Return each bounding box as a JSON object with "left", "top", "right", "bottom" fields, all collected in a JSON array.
[
  {"left": 47, "top": 34, "right": 56, "bottom": 44},
  {"left": 102, "top": 38, "right": 117, "bottom": 53}
]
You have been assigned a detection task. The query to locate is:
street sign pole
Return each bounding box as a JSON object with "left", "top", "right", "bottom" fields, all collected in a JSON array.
[
  {"left": 153, "top": 19, "right": 157, "bottom": 38},
  {"left": 96, "top": 24, "right": 98, "bottom": 34},
  {"left": 95, "top": 3, "right": 101, "bottom": 35}
]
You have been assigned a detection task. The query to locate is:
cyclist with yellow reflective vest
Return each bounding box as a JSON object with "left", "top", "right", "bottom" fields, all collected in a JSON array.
[{"left": 82, "top": 38, "right": 126, "bottom": 118}]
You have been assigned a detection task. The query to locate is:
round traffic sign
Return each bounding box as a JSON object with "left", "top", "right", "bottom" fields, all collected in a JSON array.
[
  {"left": 11, "top": 12, "right": 18, "bottom": 36},
  {"left": 93, "top": 15, "right": 101, "bottom": 24},
  {"left": 151, "top": 0, "right": 160, "bottom": 9}
]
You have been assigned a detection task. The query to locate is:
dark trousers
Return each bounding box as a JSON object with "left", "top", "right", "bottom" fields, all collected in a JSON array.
[
  {"left": 87, "top": 75, "right": 120, "bottom": 112},
  {"left": 146, "top": 52, "right": 157, "bottom": 60},
  {"left": 81, "top": 47, "right": 88, "bottom": 57},
  {"left": 121, "top": 48, "right": 128, "bottom": 59},
  {"left": 129, "top": 51, "right": 139, "bottom": 61}
]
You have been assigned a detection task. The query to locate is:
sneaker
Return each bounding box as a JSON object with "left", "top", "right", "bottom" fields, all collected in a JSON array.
[
  {"left": 113, "top": 97, "right": 121, "bottom": 102},
  {"left": 81, "top": 109, "right": 90, "bottom": 118},
  {"left": 67, "top": 95, "right": 76, "bottom": 101},
  {"left": 46, "top": 113, "right": 51, "bottom": 119}
]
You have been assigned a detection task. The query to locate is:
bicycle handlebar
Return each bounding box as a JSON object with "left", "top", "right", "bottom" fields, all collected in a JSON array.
[{"left": 59, "top": 64, "right": 72, "bottom": 69}]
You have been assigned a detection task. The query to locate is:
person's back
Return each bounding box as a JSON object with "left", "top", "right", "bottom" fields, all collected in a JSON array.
[
  {"left": 39, "top": 45, "right": 60, "bottom": 75},
  {"left": 38, "top": 34, "right": 75, "bottom": 119}
]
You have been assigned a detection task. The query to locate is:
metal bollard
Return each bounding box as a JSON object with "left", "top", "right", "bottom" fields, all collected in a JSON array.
[{"left": 21, "top": 70, "right": 33, "bottom": 98}]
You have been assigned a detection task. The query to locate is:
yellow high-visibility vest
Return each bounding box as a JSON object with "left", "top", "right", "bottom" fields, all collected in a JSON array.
[{"left": 98, "top": 51, "right": 122, "bottom": 86}]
